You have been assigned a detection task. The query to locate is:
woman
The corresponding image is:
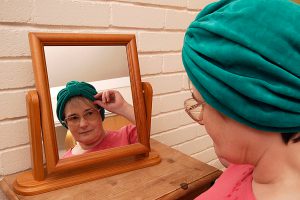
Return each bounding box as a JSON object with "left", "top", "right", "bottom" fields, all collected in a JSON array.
[
  {"left": 182, "top": 0, "right": 300, "bottom": 199},
  {"left": 56, "top": 81, "right": 137, "bottom": 158}
]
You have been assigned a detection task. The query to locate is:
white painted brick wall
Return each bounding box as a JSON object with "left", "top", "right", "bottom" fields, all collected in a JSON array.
[
  {"left": 152, "top": 124, "right": 206, "bottom": 146},
  {"left": 138, "top": 32, "right": 184, "bottom": 52},
  {"left": 111, "top": 4, "right": 165, "bottom": 28},
  {"left": 165, "top": 10, "right": 197, "bottom": 30},
  {"left": 0, "top": 119, "right": 29, "bottom": 149},
  {"left": 33, "top": 0, "right": 110, "bottom": 27},
  {"left": 187, "top": 0, "right": 216, "bottom": 10},
  {"left": 142, "top": 74, "right": 183, "bottom": 95},
  {"left": 0, "top": 0, "right": 219, "bottom": 175},
  {"left": 174, "top": 134, "right": 213, "bottom": 155},
  {"left": 0, "top": 90, "right": 28, "bottom": 120},
  {"left": 0, "top": 28, "right": 31, "bottom": 57},
  {"left": 156, "top": 91, "right": 190, "bottom": 114},
  {"left": 0, "top": 0, "right": 32, "bottom": 23},
  {"left": 0, "top": 145, "right": 31, "bottom": 175},
  {"left": 116, "top": 0, "right": 187, "bottom": 8},
  {"left": 0, "top": 60, "right": 34, "bottom": 89},
  {"left": 192, "top": 147, "right": 217, "bottom": 163},
  {"left": 163, "top": 53, "right": 185, "bottom": 73},
  {"left": 151, "top": 109, "right": 196, "bottom": 134},
  {"left": 139, "top": 55, "right": 163, "bottom": 75}
]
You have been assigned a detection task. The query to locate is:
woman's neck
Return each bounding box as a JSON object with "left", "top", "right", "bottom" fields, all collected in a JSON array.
[
  {"left": 79, "top": 131, "right": 106, "bottom": 150},
  {"left": 251, "top": 137, "right": 300, "bottom": 200}
]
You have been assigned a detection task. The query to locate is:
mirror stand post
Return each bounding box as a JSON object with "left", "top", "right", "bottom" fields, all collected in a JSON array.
[
  {"left": 141, "top": 82, "right": 153, "bottom": 156},
  {"left": 13, "top": 83, "right": 160, "bottom": 196},
  {"left": 26, "top": 90, "right": 45, "bottom": 181}
]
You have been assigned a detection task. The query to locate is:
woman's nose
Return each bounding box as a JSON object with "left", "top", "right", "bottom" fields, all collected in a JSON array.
[{"left": 79, "top": 117, "right": 89, "bottom": 127}]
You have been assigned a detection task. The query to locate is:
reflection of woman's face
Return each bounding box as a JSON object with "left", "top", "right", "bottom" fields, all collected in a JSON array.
[{"left": 64, "top": 97, "right": 105, "bottom": 149}]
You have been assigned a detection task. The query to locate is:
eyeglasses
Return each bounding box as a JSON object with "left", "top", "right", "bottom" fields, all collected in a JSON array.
[
  {"left": 184, "top": 98, "right": 205, "bottom": 124},
  {"left": 63, "top": 108, "right": 100, "bottom": 127}
]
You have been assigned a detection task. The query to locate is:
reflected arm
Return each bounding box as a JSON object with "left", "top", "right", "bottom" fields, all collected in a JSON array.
[{"left": 116, "top": 103, "right": 135, "bottom": 124}]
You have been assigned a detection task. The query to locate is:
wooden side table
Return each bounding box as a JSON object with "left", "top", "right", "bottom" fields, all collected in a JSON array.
[{"left": 1, "top": 139, "right": 222, "bottom": 200}]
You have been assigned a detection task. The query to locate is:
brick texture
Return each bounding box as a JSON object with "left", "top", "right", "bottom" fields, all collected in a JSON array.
[
  {"left": 116, "top": 0, "right": 186, "bottom": 8},
  {"left": 0, "top": 119, "right": 29, "bottom": 150},
  {"left": 138, "top": 32, "right": 184, "bottom": 52},
  {"left": 0, "top": 145, "right": 31, "bottom": 175},
  {"left": 33, "top": 0, "right": 110, "bottom": 27},
  {"left": 139, "top": 55, "right": 163, "bottom": 75},
  {"left": 0, "top": 60, "right": 34, "bottom": 89},
  {"left": 187, "top": 0, "right": 215, "bottom": 10},
  {"left": 165, "top": 10, "right": 197, "bottom": 30},
  {"left": 0, "top": 90, "right": 27, "bottom": 120},
  {"left": 163, "top": 53, "right": 185, "bottom": 73},
  {"left": 142, "top": 74, "right": 183, "bottom": 95},
  {"left": 0, "top": 0, "right": 33, "bottom": 23},
  {"left": 0, "top": 28, "right": 31, "bottom": 57},
  {"left": 111, "top": 4, "right": 165, "bottom": 28}
]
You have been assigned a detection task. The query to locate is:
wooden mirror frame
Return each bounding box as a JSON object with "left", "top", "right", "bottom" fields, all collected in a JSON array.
[{"left": 13, "top": 33, "right": 160, "bottom": 195}]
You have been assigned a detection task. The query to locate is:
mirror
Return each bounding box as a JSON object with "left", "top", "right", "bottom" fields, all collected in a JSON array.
[
  {"left": 43, "top": 45, "right": 136, "bottom": 158},
  {"left": 13, "top": 33, "right": 160, "bottom": 195}
]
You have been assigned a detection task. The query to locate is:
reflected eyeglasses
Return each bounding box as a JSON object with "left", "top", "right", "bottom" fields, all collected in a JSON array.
[{"left": 63, "top": 108, "right": 100, "bottom": 127}]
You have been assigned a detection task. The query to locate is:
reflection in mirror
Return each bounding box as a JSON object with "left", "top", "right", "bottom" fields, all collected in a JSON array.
[
  {"left": 44, "top": 46, "right": 137, "bottom": 158},
  {"left": 14, "top": 33, "right": 159, "bottom": 195}
]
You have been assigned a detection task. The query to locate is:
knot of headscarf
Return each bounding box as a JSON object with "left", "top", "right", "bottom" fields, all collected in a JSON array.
[
  {"left": 56, "top": 81, "right": 105, "bottom": 128},
  {"left": 182, "top": 0, "right": 300, "bottom": 132}
]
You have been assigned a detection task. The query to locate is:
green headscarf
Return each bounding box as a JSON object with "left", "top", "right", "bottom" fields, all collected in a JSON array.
[
  {"left": 182, "top": 0, "right": 300, "bottom": 132},
  {"left": 56, "top": 81, "right": 105, "bottom": 128}
]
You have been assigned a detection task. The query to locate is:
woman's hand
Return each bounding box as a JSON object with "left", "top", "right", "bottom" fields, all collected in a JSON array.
[
  {"left": 94, "top": 90, "right": 125, "bottom": 113},
  {"left": 94, "top": 90, "right": 135, "bottom": 124}
]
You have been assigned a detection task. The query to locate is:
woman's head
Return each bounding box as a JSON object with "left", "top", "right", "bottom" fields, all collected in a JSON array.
[
  {"left": 56, "top": 81, "right": 106, "bottom": 148},
  {"left": 182, "top": 0, "right": 300, "bottom": 165},
  {"left": 56, "top": 81, "right": 105, "bottom": 128},
  {"left": 63, "top": 96, "right": 105, "bottom": 148},
  {"left": 182, "top": 0, "right": 300, "bottom": 133}
]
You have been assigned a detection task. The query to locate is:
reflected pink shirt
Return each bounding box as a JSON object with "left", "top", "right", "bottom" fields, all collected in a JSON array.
[
  {"left": 195, "top": 164, "right": 256, "bottom": 200},
  {"left": 63, "top": 124, "right": 137, "bottom": 158}
]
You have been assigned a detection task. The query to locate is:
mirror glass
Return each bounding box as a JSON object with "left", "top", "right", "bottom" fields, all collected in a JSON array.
[{"left": 44, "top": 46, "right": 137, "bottom": 159}]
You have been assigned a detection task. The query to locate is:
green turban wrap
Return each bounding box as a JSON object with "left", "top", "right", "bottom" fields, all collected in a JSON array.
[
  {"left": 56, "top": 81, "right": 105, "bottom": 128},
  {"left": 182, "top": 0, "right": 300, "bottom": 132}
]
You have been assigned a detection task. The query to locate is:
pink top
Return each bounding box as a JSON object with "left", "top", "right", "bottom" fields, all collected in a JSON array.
[
  {"left": 63, "top": 124, "right": 138, "bottom": 158},
  {"left": 195, "top": 164, "right": 256, "bottom": 200}
]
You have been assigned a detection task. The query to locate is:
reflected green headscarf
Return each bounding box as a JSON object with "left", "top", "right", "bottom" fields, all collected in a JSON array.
[
  {"left": 56, "top": 81, "right": 105, "bottom": 128},
  {"left": 182, "top": 0, "right": 300, "bottom": 132}
]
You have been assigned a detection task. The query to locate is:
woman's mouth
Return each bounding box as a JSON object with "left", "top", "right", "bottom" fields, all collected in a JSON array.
[{"left": 79, "top": 130, "right": 92, "bottom": 135}]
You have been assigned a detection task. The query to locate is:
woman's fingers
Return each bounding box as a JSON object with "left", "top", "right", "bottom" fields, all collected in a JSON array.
[{"left": 94, "top": 90, "right": 119, "bottom": 105}]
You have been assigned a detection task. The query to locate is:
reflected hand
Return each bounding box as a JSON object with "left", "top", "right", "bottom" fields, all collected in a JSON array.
[
  {"left": 94, "top": 90, "right": 135, "bottom": 124},
  {"left": 94, "top": 90, "right": 126, "bottom": 114}
]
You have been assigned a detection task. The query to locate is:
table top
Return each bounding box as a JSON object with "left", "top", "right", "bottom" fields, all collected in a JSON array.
[{"left": 1, "top": 139, "right": 222, "bottom": 200}]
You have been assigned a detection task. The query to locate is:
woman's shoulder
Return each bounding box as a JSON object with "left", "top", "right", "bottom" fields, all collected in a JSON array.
[
  {"left": 105, "top": 124, "right": 137, "bottom": 144},
  {"left": 120, "top": 124, "right": 136, "bottom": 132},
  {"left": 195, "top": 164, "right": 255, "bottom": 200},
  {"left": 62, "top": 149, "right": 73, "bottom": 159},
  {"left": 62, "top": 144, "right": 88, "bottom": 158},
  {"left": 226, "top": 164, "right": 254, "bottom": 176},
  {"left": 106, "top": 124, "right": 136, "bottom": 135}
]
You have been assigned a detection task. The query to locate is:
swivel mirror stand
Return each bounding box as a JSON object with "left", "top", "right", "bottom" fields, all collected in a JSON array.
[{"left": 13, "top": 82, "right": 160, "bottom": 195}]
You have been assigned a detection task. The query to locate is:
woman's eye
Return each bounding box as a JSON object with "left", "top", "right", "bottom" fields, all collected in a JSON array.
[
  {"left": 86, "top": 111, "right": 94, "bottom": 116},
  {"left": 69, "top": 116, "right": 79, "bottom": 121}
]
